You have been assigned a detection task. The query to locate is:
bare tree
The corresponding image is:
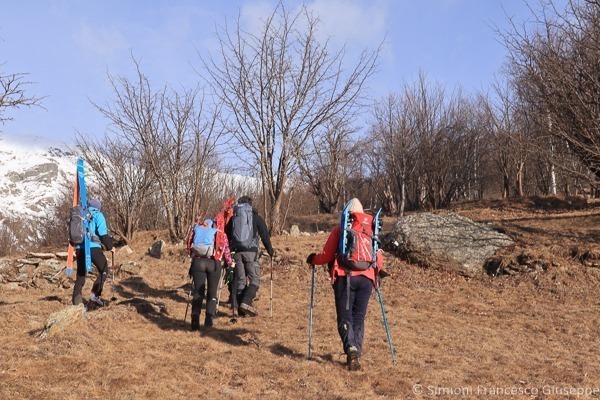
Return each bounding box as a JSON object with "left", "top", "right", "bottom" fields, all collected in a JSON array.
[
  {"left": 0, "top": 62, "right": 43, "bottom": 126},
  {"left": 297, "top": 119, "right": 360, "bottom": 213},
  {"left": 74, "top": 131, "right": 154, "bottom": 244},
  {"left": 203, "top": 3, "right": 380, "bottom": 231},
  {"left": 369, "top": 93, "right": 419, "bottom": 215},
  {"left": 93, "top": 58, "right": 224, "bottom": 243},
  {"left": 501, "top": 0, "right": 600, "bottom": 182},
  {"left": 479, "top": 78, "right": 532, "bottom": 198}
]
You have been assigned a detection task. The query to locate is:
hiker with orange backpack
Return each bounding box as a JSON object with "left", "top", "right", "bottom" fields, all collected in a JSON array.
[{"left": 306, "top": 198, "right": 386, "bottom": 371}]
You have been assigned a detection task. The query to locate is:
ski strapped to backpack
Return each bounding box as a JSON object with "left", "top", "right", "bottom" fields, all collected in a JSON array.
[
  {"left": 66, "top": 169, "right": 80, "bottom": 275},
  {"left": 77, "top": 158, "right": 93, "bottom": 273},
  {"left": 338, "top": 202, "right": 382, "bottom": 309},
  {"left": 213, "top": 197, "right": 235, "bottom": 260},
  {"left": 372, "top": 208, "right": 383, "bottom": 273},
  {"left": 66, "top": 158, "right": 93, "bottom": 274},
  {"left": 338, "top": 201, "right": 381, "bottom": 272}
]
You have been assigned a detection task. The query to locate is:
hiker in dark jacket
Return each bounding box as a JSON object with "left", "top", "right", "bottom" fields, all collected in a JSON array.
[
  {"left": 225, "top": 196, "right": 274, "bottom": 317},
  {"left": 72, "top": 198, "right": 115, "bottom": 308},
  {"left": 306, "top": 198, "right": 386, "bottom": 371}
]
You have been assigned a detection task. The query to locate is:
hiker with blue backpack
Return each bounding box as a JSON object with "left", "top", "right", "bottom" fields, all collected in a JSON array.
[
  {"left": 71, "top": 198, "right": 115, "bottom": 307},
  {"left": 225, "top": 196, "right": 274, "bottom": 317},
  {"left": 189, "top": 218, "right": 234, "bottom": 330},
  {"left": 306, "top": 198, "right": 387, "bottom": 371}
]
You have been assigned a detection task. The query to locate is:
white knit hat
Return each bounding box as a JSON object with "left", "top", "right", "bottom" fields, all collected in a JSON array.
[{"left": 346, "top": 198, "right": 364, "bottom": 213}]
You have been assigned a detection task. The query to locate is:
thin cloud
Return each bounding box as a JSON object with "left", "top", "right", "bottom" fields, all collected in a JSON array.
[
  {"left": 238, "top": 0, "right": 386, "bottom": 48},
  {"left": 76, "top": 23, "right": 127, "bottom": 61},
  {"left": 307, "top": 0, "right": 387, "bottom": 47}
]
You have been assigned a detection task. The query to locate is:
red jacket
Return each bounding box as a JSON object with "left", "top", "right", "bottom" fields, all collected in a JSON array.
[{"left": 311, "top": 225, "right": 384, "bottom": 285}]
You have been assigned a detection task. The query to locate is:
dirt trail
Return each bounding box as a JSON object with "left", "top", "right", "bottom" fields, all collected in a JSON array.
[{"left": 1, "top": 198, "right": 599, "bottom": 399}]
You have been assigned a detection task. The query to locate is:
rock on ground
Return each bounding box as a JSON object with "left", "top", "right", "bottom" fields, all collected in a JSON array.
[
  {"left": 383, "top": 212, "right": 513, "bottom": 276},
  {"left": 40, "top": 304, "right": 86, "bottom": 338}
]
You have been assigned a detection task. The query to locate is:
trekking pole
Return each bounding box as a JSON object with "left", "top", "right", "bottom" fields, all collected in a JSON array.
[
  {"left": 110, "top": 251, "right": 117, "bottom": 301},
  {"left": 375, "top": 286, "right": 396, "bottom": 364},
  {"left": 184, "top": 275, "right": 193, "bottom": 323},
  {"left": 230, "top": 266, "right": 238, "bottom": 324},
  {"left": 269, "top": 256, "right": 274, "bottom": 318},
  {"left": 216, "top": 266, "right": 226, "bottom": 314},
  {"left": 307, "top": 264, "right": 315, "bottom": 360}
]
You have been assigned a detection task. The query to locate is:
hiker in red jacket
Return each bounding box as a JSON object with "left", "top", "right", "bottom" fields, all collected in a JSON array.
[{"left": 306, "top": 198, "right": 385, "bottom": 371}]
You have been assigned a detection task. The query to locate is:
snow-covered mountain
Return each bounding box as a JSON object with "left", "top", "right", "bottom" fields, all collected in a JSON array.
[
  {"left": 0, "top": 134, "right": 76, "bottom": 248},
  {"left": 0, "top": 133, "right": 263, "bottom": 250}
]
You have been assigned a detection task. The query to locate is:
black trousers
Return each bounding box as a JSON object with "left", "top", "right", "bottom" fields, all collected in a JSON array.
[
  {"left": 72, "top": 247, "right": 109, "bottom": 305},
  {"left": 189, "top": 257, "right": 222, "bottom": 318}
]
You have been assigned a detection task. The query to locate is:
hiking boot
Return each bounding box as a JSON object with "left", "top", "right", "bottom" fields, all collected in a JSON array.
[
  {"left": 239, "top": 302, "right": 259, "bottom": 317},
  {"left": 347, "top": 356, "right": 362, "bottom": 371},
  {"left": 89, "top": 293, "right": 104, "bottom": 307},
  {"left": 347, "top": 346, "right": 361, "bottom": 371},
  {"left": 191, "top": 314, "right": 200, "bottom": 331},
  {"left": 204, "top": 315, "right": 213, "bottom": 327}
]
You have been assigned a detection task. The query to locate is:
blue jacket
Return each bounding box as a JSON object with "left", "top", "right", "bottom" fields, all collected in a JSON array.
[{"left": 76, "top": 207, "right": 110, "bottom": 250}]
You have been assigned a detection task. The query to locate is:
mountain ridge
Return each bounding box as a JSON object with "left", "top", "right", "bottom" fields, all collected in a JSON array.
[{"left": 0, "top": 133, "right": 76, "bottom": 248}]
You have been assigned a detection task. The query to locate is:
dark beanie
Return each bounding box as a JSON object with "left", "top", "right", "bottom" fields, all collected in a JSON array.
[
  {"left": 89, "top": 198, "right": 102, "bottom": 210},
  {"left": 237, "top": 195, "right": 253, "bottom": 205}
]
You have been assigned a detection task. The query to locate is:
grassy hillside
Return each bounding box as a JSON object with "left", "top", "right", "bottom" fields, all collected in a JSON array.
[{"left": 1, "top": 197, "right": 599, "bottom": 399}]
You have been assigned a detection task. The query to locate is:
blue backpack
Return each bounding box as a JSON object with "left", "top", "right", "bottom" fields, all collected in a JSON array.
[{"left": 191, "top": 225, "right": 217, "bottom": 258}]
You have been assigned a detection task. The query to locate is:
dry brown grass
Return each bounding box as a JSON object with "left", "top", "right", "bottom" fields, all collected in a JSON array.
[{"left": 1, "top": 197, "right": 599, "bottom": 399}]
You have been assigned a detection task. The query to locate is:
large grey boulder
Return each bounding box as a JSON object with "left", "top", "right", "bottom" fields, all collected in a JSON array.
[{"left": 383, "top": 212, "right": 513, "bottom": 276}]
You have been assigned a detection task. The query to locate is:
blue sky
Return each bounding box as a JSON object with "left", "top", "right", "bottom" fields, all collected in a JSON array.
[{"left": 0, "top": 0, "right": 563, "bottom": 146}]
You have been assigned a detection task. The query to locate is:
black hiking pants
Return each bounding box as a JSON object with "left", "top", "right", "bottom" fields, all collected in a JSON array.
[
  {"left": 72, "top": 247, "right": 109, "bottom": 305},
  {"left": 189, "top": 257, "right": 222, "bottom": 320},
  {"left": 333, "top": 275, "right": 373, "bottom": 356}
]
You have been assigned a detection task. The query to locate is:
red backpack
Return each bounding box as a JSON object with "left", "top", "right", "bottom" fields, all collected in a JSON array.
[
  {"left": 213, "top": 197, "right": 235, "bottom": 260},
  {"left": 338, "top": 212, "right": 375, "bottom": 271}
]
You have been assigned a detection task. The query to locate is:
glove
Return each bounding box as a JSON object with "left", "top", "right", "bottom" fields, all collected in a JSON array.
[
  {"left": 224, "top": 266, "right": 234, "bottom": 285},
  {"left": 306, "top": 253, "right": 316, "bottom": 265},
  {"left": 376, "top": 269, "right": 389, "bottom": 288},
  {"left": 268, "top": 248, "right": 275, "bottom": 258},
  {"left": 379, "top": 270, "right": 390, "bottom": 279}
]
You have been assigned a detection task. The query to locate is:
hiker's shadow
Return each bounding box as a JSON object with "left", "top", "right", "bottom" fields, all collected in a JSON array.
[
  {"left": 200, "top": 325, "right": 255, "bottom": 347},
  {"left": 269, "top": 343, "right": 308, "bottom": 360},
  {"left": 117, "top": 297, "right": 189, "bottom": 331},
  {"left": 116, "top": 276, "right": 188, "bottom": 303}
]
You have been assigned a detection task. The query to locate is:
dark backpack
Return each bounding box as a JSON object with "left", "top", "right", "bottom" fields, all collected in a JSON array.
[
  {"left": 231, "top": 203, "right": 256, "bottom": 248},
  {"left": 68, "top": 205, "right": 86, "bottom": 246},
  {"left": 68, "top": 206, "right": 102, "bottom": 246},
  {"left": 338, "top": 212, "right": 375, "bottom": 271},
  {"left": 191, "top": 225, "right": 217, "bottom": 258}
]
